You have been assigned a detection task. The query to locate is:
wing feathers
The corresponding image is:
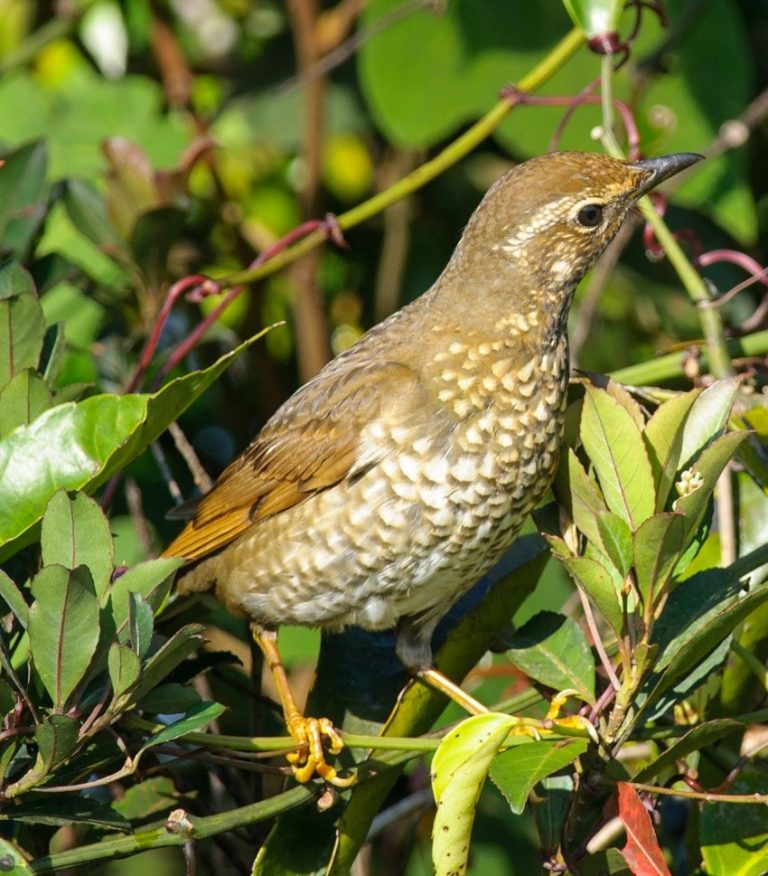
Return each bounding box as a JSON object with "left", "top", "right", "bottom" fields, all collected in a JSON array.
[{"left": 162, "top": 359, "right": 428, "bottom": 562}]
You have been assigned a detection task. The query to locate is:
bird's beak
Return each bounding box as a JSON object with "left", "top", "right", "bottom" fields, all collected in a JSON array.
[{"left": 631, "top": 152, "right": 704, "bottom": 198}]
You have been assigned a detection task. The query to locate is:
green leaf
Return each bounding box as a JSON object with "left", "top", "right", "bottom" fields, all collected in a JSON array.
[
  {"left": 636, "top": 1, "right": 755, "bottom": 241},
  {"left": 358, "top": 0, "right": 571, "bottom": 148},
  {"left": 640, "top": 637, "right": 731, "bottom": 724},
  {"left": 109, "top": 557, "right": 180, "bottom": 634},
  {"left": 643, "top": 387, "right": 702, "bottom": 511},
  {"left": 580, "top": 386, "right": 655, "bottom": 528},
  {"left": 0, "top": 569, "right": 28, "bottom": 627},
  {"left": 5, "top": 794, "right": 131, "bottom": 831},
  {"left": 558, "top": 554, "right": 623, "bottom": 636},
  {"left": 0, "top": 369, "right": 52, "bottom": 435},
  {"left": 132, "top": 624, "right": 206, "bottom": 700},
  {"left": 634, "top": 719, "right": 740, "bottom": 784},
  {"left": 560, "top": 0, "right": 622, "bottom": 38},
  {"left": 34, "top": 714, "right": 80, "bottom": 771},
  {"left": 107, "top": 642, "right": 141, "bottom": 703},
  {"left": 701, "top": 772, "right": 768, "bottom": 876},
  {"left": 0, "top": 140, "right": 48, "bottom": 259},
  {"left": 632, "top": 513, "right": 686, "bottom": 606},
  {"left": 431, "top": 713, "right": 516, "bottom": 876},
  {"left": 28, "top": 565, "right": 101, "bottom": 711},
  {"left": 138, "top": 683, "right": 201, "bottom": 715},
  {"left": 0, "top": 327, "right": 273, "bottom": 556},
  {"left": 60, "top": 177, "right": 128, "bottom": 255},
  {"left": 678, "top": 379, "right": 740, "bottom": 467},
  {"left": 112, "top": 776, "right": 179, "bottom": 820},
  {"left": 0, "top": 293, "right": 46, "bottom": 391},
  {"left": 648, "top": 569, "right": 768, "bottom": 702},
  {"left": 0, "top": 262, "right": 36, "bottom": 298},
  {"left": 553, "top": 448, "right": 609, "bottom": 549},
  {"left": 140, "top": 701, "right": 226, "bottom": 752},
  {"left": 40, "top": 491, "right": 114, "bottom": 603},
  {"left": 489, "top": 739, "right": 588, "bottom": 814},
  {"left": 596, "top": 512, "right": 633, "bottom": 579},
  {"left": 128, "top": 592, "right": 154, "bottom": 658},
  {"left": 0, "top": 837, "right": 34, "bottom": 874},
  {"left": 674, "top": 431, "right": 747, "bottom": 541},
  {"left": 3, "top": 715, "right": 80, "bottom": 799},
  {"left": 506, "top": 611, "right": 595, "bottom": 704}
]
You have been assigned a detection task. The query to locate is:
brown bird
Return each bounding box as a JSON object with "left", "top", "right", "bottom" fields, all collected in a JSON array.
[{"left": 164, "top": 150, "right": 701, "bottom": 784}]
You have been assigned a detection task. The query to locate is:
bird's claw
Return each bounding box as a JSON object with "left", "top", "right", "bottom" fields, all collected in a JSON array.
[
  {"left": 285, "top": 715, "right": 356, "bottom": 788},
  {"left": 506, "top": 689, "right": 598, "bottom": 743}
]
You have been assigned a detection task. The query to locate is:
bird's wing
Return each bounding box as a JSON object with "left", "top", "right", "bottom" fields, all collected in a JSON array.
[{"left": 162, "top": 359, "right": 435, "bottom": 561}]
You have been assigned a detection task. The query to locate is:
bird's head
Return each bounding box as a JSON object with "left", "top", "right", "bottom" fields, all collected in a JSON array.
[{"left": 441, "top": 150, "right": 702, "bottom": 333}]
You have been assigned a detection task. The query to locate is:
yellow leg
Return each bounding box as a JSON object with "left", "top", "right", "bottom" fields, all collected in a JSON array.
[
  {"left": 252, "top": 624, "right": 356, "bottom": 788},
  {"left": 417, "top": 667, "right": 489, "bottom": 715}
]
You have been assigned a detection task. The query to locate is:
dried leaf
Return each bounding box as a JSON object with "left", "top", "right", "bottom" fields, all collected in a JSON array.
[{"left": 616, "top": 782, "right": 671, "bottom": 876}]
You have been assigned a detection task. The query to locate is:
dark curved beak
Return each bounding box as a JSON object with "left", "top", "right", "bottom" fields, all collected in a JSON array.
[{"left": 632, "top": 152, "right": 704, "bottom": 197}]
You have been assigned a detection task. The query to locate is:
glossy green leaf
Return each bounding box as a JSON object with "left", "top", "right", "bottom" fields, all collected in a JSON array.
[
  {"left": 138, "top": 683, "right": 201, "bottom": 715},
  {"left": 634, "top": 719, "right": 740, "bottom": 784},
  {"left": 112, "top": 776, "right": 179, "bottom": 820},
  {"left": 679, "top": 379, "right": 740, "bottom": 469},
  {"left": 639, "top": 636, "right": 731, "bottom": 724},
  {"left": 532, "top": 774, "right": 573, "bottom": 859},
  {"left": 553, "top": 448, "right": 608, "bottom": 550},
  {"left": 358, "top": 0, "right": 572, "bottom": 148},
  {"left": 632, "top": 513, "right": 686, "bottom": 606},
  {"left": 596, "top": 512, "right": 633, "bottom": 579},
  {"left": 6, "top": 795, "right": 130, "bottom": 831},
  {"left": 649, "top": 569, "right": 768, "bottom": 701},
  {"left": 0, "top": 327, "right": 272, "bottom": 555},
  {"left": 109, "top": 557, "right": 179, "bottom": 631},
  {"left": 431, "top": 713, "right": 515, "bottom": 876},
  {"left": 560, "top": 0, "right": 622, "bottom": 38},
  {"left": 506, "top": 611, "right": 595, "bottom": 703},
  {"left": 0, "top": 140, "right": 48, "bottom": 259},
  {"left": 128, "top": 592, "right": 154, "bottom": 658},
  {"left": 0, "top": 837, "right": 35, "bottom": 874},
  {"left": 4, "top": 715, "right": 80, "bottom": 799},
  {"left": 40, "top": 283, "right": 106, "bottom": 351},
  {"left": 140, "top": 701, "right": 226, "bottom": 752},
  {"left": 489, "top": 739, "right": 587, "bottom": 814},
  {"left": 636, "top": 0, "right": 755, "bottom": 242},
  {"left": 580, "top": 386, "right": 655, "bottom": 529},
  {"left": 133, "top": 624, "right": 206, "bottom": 700},
  {"left": 701, "top": 772, "right": 768, "bottom": 876},
  {"left": 0, "top": 293, "right": 46, "bottom": 391},
  {"left": 34, "top": 714, "right": 80, "bottom": 771},
  {"left": 107, "top": 642, "right": 141, "bottom": 703},
  {"left": 643, "top": 387, "right": 702, "bottom": 511},
  {"left": 559, "top": 553, "right": 623, "bottom": 636},
  {"left": 40, "top": 491, "right": 114, "bottom": 603},
  {"left": 0, "top": 261, "right": 36, "bottom": 298},
  {"left": 0, "top": 369, "right": 52, "bottom": 435},
  {"left": 0, "top": 569, "right": 28, "bottom": 627},
  {"left": 28, "top": 565, "right": 100, "bottom": 711}
]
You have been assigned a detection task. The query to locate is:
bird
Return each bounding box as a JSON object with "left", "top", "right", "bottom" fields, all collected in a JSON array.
[{"left": 163, "top": 150, "right": 702, "bottom": 785}]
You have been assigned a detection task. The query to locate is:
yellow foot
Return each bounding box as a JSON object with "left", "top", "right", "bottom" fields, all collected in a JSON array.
[
  {"left": 285, "top": 715, "right": 356, "bottom": 788},
  {"left": 543, "top": 688, "right": 600, "bottom": 743},
  {"left": 503, "top": 689, "right": 599, "bottom": 743}
]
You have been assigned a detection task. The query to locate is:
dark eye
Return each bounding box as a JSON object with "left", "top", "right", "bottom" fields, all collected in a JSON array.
[{"left": 576, "top": 204, "right": 604, "bottom": 227}]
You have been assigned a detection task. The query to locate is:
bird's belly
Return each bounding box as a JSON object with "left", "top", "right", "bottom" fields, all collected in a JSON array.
[{"left": 216, "top": 387, "right": 565, "bottom": 632}]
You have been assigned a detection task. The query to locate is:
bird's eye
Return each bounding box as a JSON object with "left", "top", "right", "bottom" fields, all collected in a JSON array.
[{"left": 576, "top": 204, "right": 604, "bottom": 227}]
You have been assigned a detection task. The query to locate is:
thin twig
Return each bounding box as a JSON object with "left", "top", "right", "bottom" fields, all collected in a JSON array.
[{"left": 168, "top": 421, "right": 213, "bottom": 494}]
